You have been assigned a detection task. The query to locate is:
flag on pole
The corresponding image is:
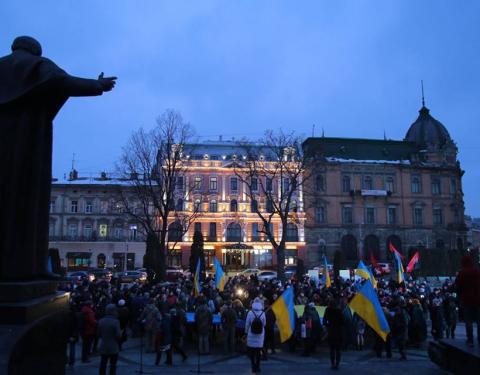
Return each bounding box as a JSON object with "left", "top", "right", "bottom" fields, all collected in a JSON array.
[
  {"left": 393, "top": 250, "right": 405, "bottom": 284},
  {"left": 271, "top": 287, "right": 295, "bottom": 343},
  {"left": 213, "top": 256, "right": 227, "bottom": 291},
  {"left": 355, "top": 260, "right": 377, "bottom": 288},
  {"left": 194, "top": 258, "right": 202, "bottom": 297},
  {"left": 389, "top": 242, "right": 404, "bottom": 259},
  {"left": 370, "top": 252, "right": 378, "bottom": 269},
  {"left": 322, "top": 255, "right": 331, "bottom": 287},
  {"left": 349, "top": 280, "right": 390, "bottom": 341},
  {"left": 407, "top": 251, "right": 420, "bottom": 273}
]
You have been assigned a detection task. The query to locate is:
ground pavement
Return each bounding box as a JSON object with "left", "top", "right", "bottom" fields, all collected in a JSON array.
[{"left": 66, "top": 327, "right": 467, "bottom": 375}]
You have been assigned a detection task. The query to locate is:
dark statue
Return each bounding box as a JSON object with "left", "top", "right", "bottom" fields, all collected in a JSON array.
[{"left": 0, "top": 36, "right": 116, "bottom": 281}]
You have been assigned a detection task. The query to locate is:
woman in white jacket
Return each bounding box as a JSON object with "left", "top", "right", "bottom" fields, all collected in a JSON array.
[{"left": 245, "top": 297, "right": 266, "bottom": 373}]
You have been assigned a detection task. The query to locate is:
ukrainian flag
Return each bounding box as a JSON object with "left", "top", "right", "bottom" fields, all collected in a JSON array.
[
  {"left": 322, "top": 255, "right": 331, "bottom": 287},
  {"left": 194, "top": 257, "right": 202, "bottom": 297},
  {"left": 213, "top": 256, "right": 226, "bottom": 291},
  {"left": 349, "top": 280, "right": 390, "bottom": 341},
  {"left": 271, "top": 287, "right": 295, "bottom": 343},
  {"left": 355, "top": 260, "right": 377, "bottom": 289},
  {"left": 393, "top": 251, "right": 405, "bottom": 284}
]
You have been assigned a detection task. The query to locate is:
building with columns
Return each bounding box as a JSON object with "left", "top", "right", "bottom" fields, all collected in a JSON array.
[{"left": 302, "top": 104, "right": 467, "bottom": 266}]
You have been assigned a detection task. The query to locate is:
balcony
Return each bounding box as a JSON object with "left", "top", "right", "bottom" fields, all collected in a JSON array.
[{"left": 49, "top": 235, "right": 144, "bottom": 242}]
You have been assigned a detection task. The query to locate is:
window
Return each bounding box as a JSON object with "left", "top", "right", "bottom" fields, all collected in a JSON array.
[
  {"left": 342, "top": 176, "right": 351, "bottom": 193},
  {"left": 316, "top": 175, "right": 325, "bottom": 192},
  {"left": 168, "top": 222, "right": 183, "bottom": 242},
  {"left": 194, "top": 176, "right": 202, "bottom": 190},
  {"left": 129, "top": 225, "right": 137, "bottom": 240},
  {"left": 291, "top": 200, "right": 297, "bottom": 212},
  {"left": 413, "top": 207, "right": 423, "bottom": 225},
  {"left": 49, "top": 200, "right": 55, "bottom": 213},
  {"left": 251, "top": 223, "right": 260, "bottom": 241},
  {"left": 251, "top": 177, "right": 258, "bottom": 191},
  {"left": 365, "top": 207, "right": 376, "bottom": 224},
  {"left": 433, "top": 208, "right": 443, "bottom": 225},
  {"left": 342, "top": 205, "right": 353, "bottom": 224},
  {"left": 49, "top": 222, "right": 55, "bottom": 237},
  {"left": 85, "top": 201, "right": 93, "bottom": 213},
  {"left": 251, "top": 199, "right": 258, "bottom": 212},
  {"left": 385, "top": 176, "right": 395, "bottom": 192},
  {"left": 226, "top": 223, "right": 242, "bottom": 242},
  {"left": 176, "top": 199, "right": 183, "bottom": 211},
  {"left": 114, "top": 225, "right": 123, "bottom": 239},
  {"left": 315, "top": 206, "right": 326, "bottom": 223},
  {"left": 266, "top": 177, "right": 273, "bottom": 192},
  {"left": 194, "top": 199, "right": 202, "bottom": 212},
  {"left": 432, "top": 178, "right": 441, "bottom": 195},
  {"left": 230, "top": 199, "right": 238, "bottom": 212},
  {"left": 230, "top": 177, "right": 238, "bottom": 191},
  {"left": 209, "top": 177, "right": 217, "bottom": 191},
  {"left": 209, "top": 199, "right": 217, "bottom": 212},
  {"left": 450, "top": 178, "right": 457, "bottom": 194},
  {"left": 286, "top": 223, "right": 299, "bottom": 242},
  {"left": 99, "top": 224, "right": 108, "bottom": 238},
  {"left": 68, "top": 223, "right": 78, "bottom": 239},
  {"left": 176, "top": 176, "right": 184, "bottom": 190},
  {"left": 70, "top": 200, "right": 78, "bottom": 213},
  {"left": 266, "top": 199, "right": 274, "bottom": 213},
  {"left": 387, "top": 206, "right": 396, "bottom": 225},
  {"left": 363, "top": 176, "right": 373, "bottom": 190},
  {"left": 100, "top": 200, "right": 109, "bottom": 213},
  {"left": 83, "top": 224, "right": 92, "bottom": 239},
  {"left": 282, "top": 178, "right": 290, "bottom": 193},
  {"left": 411, "top": 176, "right": 421, "bottom": 193},
  {"left": 209, "top": 222, "right": 217, "bottom": 241},
  {"left": 194, "top": 222, "right": 202, "bottom": 234}
]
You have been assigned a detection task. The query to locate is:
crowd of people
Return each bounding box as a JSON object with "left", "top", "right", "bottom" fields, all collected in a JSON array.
[{"left": 65, "top": 254, "right": 480, "bottom": 374}]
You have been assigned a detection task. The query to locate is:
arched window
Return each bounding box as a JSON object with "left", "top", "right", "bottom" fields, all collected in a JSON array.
[
  {"left": 364, "top": 234, "right": 380, "bottom": 261},
  {"left": 97, "top": 253, "right": 106, "bottom": 268},
  {"left": 316, "top": 175, "right": 325, "bottom": 192},
  {"left": 266, "top": 199, "right": 274, "bottom": 213},
  {"left": 194, "top": 199, "right": 202, "bottom": 212},
  {"left": 250, "top": 199, "right": 258, "bottom": 212},
  {"left": 226, "top": 223, "right": 242, "bottom": 242},
  {"left": 291, "top": 200, "right": 297, "bottom": 212},
  {"left": 209, "top": 200, "right": 217, "bottom": 212},
  {"left": 168, "top": 222, "right": 183, "bottom": 242},
  {"left": 230, "top": 199, "right": 238, "bottom": 212},
  {"left": 341, "top": 234, "right": 358, "bottom": 261},
  {"left": 286, "top": 223, "right": 298, "bottom": 242}
]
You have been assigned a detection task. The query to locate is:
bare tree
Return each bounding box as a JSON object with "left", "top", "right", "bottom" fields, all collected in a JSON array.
[
  {"left": 234, "top": 129, "right": 311, "bottom": 280},
  {"left": 116, "top": 109, "right": 198, "bottom": 281}
]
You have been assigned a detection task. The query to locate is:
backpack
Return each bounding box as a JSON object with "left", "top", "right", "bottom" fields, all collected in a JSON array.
[{"left": 250, "top": 311, "right": 264, "bottom": 334}]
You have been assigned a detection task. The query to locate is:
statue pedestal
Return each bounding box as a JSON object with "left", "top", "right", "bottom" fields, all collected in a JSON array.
[{"left": 0, "top": 281, "right": 69, "bottom": 375}]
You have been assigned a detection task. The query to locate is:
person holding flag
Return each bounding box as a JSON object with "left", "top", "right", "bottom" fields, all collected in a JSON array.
[
  {"left": 393, "top": 251, "right": 405, "bottom": 284},
  {"left": 271, "top": 287, "right": 295, "bottom": 344},
  {"left": 322, "top": 255, "right": 331, "bottom": 288},
  {"left": 355, "top": 260, "right": 377, "bottom": 289},
  {"left": 213, "top": 256, "right": 227, "bottom": 291}
]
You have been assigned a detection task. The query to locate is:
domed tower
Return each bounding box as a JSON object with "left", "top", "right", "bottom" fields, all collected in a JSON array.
[{"left": 405, "top": 102, "right": 458, "bottom": 166}]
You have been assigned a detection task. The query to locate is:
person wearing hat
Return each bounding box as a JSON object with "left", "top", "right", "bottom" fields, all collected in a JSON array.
[{"left": 97, "top": 304, "right": 122, "bottom": 375}]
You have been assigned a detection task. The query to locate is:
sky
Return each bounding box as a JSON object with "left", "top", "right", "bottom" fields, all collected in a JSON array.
[{"left": 1, "top": 1, "right": 480, "bottom": 215}]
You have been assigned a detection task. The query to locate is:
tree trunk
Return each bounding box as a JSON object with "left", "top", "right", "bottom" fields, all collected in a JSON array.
[{"left": 276, "top": 242, "right": 286, "bottom": 281}]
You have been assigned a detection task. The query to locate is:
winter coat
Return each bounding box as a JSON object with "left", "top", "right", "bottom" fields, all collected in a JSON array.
[
  {"left": 140, "top": 303, "right": 161, "bottom": 331},
  {"left": 443, "top": 297, "right": 458, "bottom": 325},
  {"left": 117, "top": 305, "right": 130, "bottom": 330},
  {"left": 455, "top": 256, "right": 480, "bottom": 308},
  {"left": 155, "top": 313, "right": 172, "bottom": 350},
  {"left": 195, "top": 304, "right": 212, "bottom": 335},
  {"left": 391, "top": 307, "right": 409, "bottom": 344},
  {"left": 245, "top": 301, "right": 266, "bottom": 348},
  {"left": 97, "top": 311, "right": 122, "bottom": 355},
  {"left": 323, "top": 306, "right": 344, "bottom": 346},
  {"left": 221, "top": 306, "right": 237, "bottom": 329},
  {"left": 80, "top": 305, "right": 97, "bottom": 337}
]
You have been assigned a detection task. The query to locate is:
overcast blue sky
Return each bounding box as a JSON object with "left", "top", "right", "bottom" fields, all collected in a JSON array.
[{"left": 2, "top": 1, "right": 479, "bottom": 215}]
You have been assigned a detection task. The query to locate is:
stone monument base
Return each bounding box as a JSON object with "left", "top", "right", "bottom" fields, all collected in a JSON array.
[
  {"left": 0, "top": 281, "right": 69, "bottom": 375},
  {"left": 429, "top": 338, "right": 480, "bottom": 375}
]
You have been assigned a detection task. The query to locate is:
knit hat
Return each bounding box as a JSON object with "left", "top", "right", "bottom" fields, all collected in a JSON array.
[{"left": 118, "top": 299, "right": 126, "bottom": 306}]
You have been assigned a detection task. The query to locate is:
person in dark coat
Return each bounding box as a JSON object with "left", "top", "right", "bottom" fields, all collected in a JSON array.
[
  {"left": 170, "top": 306, "right": 188, "bottom": 361},
  {"left": 221, "top": 299, "right": 238, "bottom": 354},
  {"left": 408, "top": 299, "right": 427, "bottom": 346},
  {"left": 323, "top": 298, "right": 344, "bottom": 370},
  {"left": 0, "top": 36, "right": 116, "bottom": 280},
  {"left": 155, "top": 311, "right": 173, "bottom": 365},
  {"left": 443, "top": 293, "right": 458, "bottom": 339},
  {"left": 195, "top": 298, "right": 213, "bottom": 354},
  {"left": 391, "top": 299, "right": 409, "bottom": 360},
  {"left": 97, "top": 304, "right": 122, "bottom": 375},
  {"left": 80, "top": 300, "right": 97, "bottom": 362},
  {"left": 455, "top": 255, "right": 480, "bottom": 346},
  {"left": 264, "top": 300, "right": 277, "bottom": 355},
  {"left": 117, "top": 299, "right": 130, "bottom": 350},
  {"left": 375, "top": 307, "right": 392, "bottom": 358}
]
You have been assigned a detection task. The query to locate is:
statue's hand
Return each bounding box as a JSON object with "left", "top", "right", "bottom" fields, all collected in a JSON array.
[{"left": 98, "top": 72, "right": 117, "bottom": 92}]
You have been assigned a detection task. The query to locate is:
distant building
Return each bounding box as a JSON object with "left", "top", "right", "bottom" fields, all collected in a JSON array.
[{"left": 303, "top": 104, "right": 467, "bottom": 266}]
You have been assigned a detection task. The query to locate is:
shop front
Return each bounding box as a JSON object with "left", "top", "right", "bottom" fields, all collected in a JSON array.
[{"left": 221, "top": 243, "right": 273, "bottom": 270}]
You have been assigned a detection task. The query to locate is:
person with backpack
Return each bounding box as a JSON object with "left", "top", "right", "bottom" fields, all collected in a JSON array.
[{"left": 245, "top": 297, "right": 266, "bottom": 373}]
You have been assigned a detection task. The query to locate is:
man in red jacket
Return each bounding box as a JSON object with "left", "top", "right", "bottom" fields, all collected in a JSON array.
[
  {"left": 455, "top": 255, "right": 480, "bottom": 347},
  {"left": 80, "top": 300, "right": 98, "bottom": 362}
]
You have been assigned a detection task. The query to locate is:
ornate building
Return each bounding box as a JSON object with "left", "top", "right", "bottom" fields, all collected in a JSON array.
[{"left": 302, "top": 104, "right": 467, "bottom": 266}]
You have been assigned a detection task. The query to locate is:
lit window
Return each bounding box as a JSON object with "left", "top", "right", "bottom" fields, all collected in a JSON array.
[
  {"left": 230, "top": 199, "right": 238, "bottom": 212},
  {"left": 209, "top": 200, "right": 217, "bottom": 212},
  {"left": 194, "top": 176, "right": 202, "bottom": 190},
  {"left": 194, "top": 199, "right": 202, "bottom": 212},
  {"left": 129, "top": 225, "right": 137, "bottom": 240},
  {"left": 209, "top": 177, "right": 217, "bottom": 190},
  {"left": 99, "top": 224, "right": 108, "bottom": 238}
]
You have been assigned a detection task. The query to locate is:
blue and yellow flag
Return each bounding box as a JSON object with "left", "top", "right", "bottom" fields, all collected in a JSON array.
[
  {"left": 271, "top": 287, "right": 295, "bottom": 343},
  {"left": 194, "top": 258, "right": 202, "bottom": 297},
  {"left": 355, "top": 260, "right": 377, "bottom": 289},
  {"left": 349, "top": 280, "right": 390, "bottom": 341},
  {"left": 213, "top": 256, "right": 226, "bottom": 291},
  {"left": 393, "top": 251, "right": 405, "bottom": 284},
  {"left": 322, "top": 255, "right": 331, "bottom": 288}
]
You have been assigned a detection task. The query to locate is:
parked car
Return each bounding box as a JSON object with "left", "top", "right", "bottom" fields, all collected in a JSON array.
[
  {"left": 66, "top": 270, "right": 95, "bottom": 282},
  {"left": 90, "top": 268, "right": 112, "bottom": 281},
  {"left": 257, "top": 270, "right": 277, "bottom": 281},
  {"left": 375, "top": 263, "right": 391, "bottom": 275},
  {"left": 166, "top": 266, "right": 184, "bottom": 281},
  {"left": 118, "top": 270, "right": 147, "bottom": 283},
  {"left": 284, "top": 265, "right": 297, "bottom": 279},
  {"left": 237, "top": 268, "right": 261, "bottom": 277}
]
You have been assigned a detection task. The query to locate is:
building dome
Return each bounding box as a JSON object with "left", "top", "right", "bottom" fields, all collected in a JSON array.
[{"left": 405, "top": 106, "right": 452, "bottom": 148}]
